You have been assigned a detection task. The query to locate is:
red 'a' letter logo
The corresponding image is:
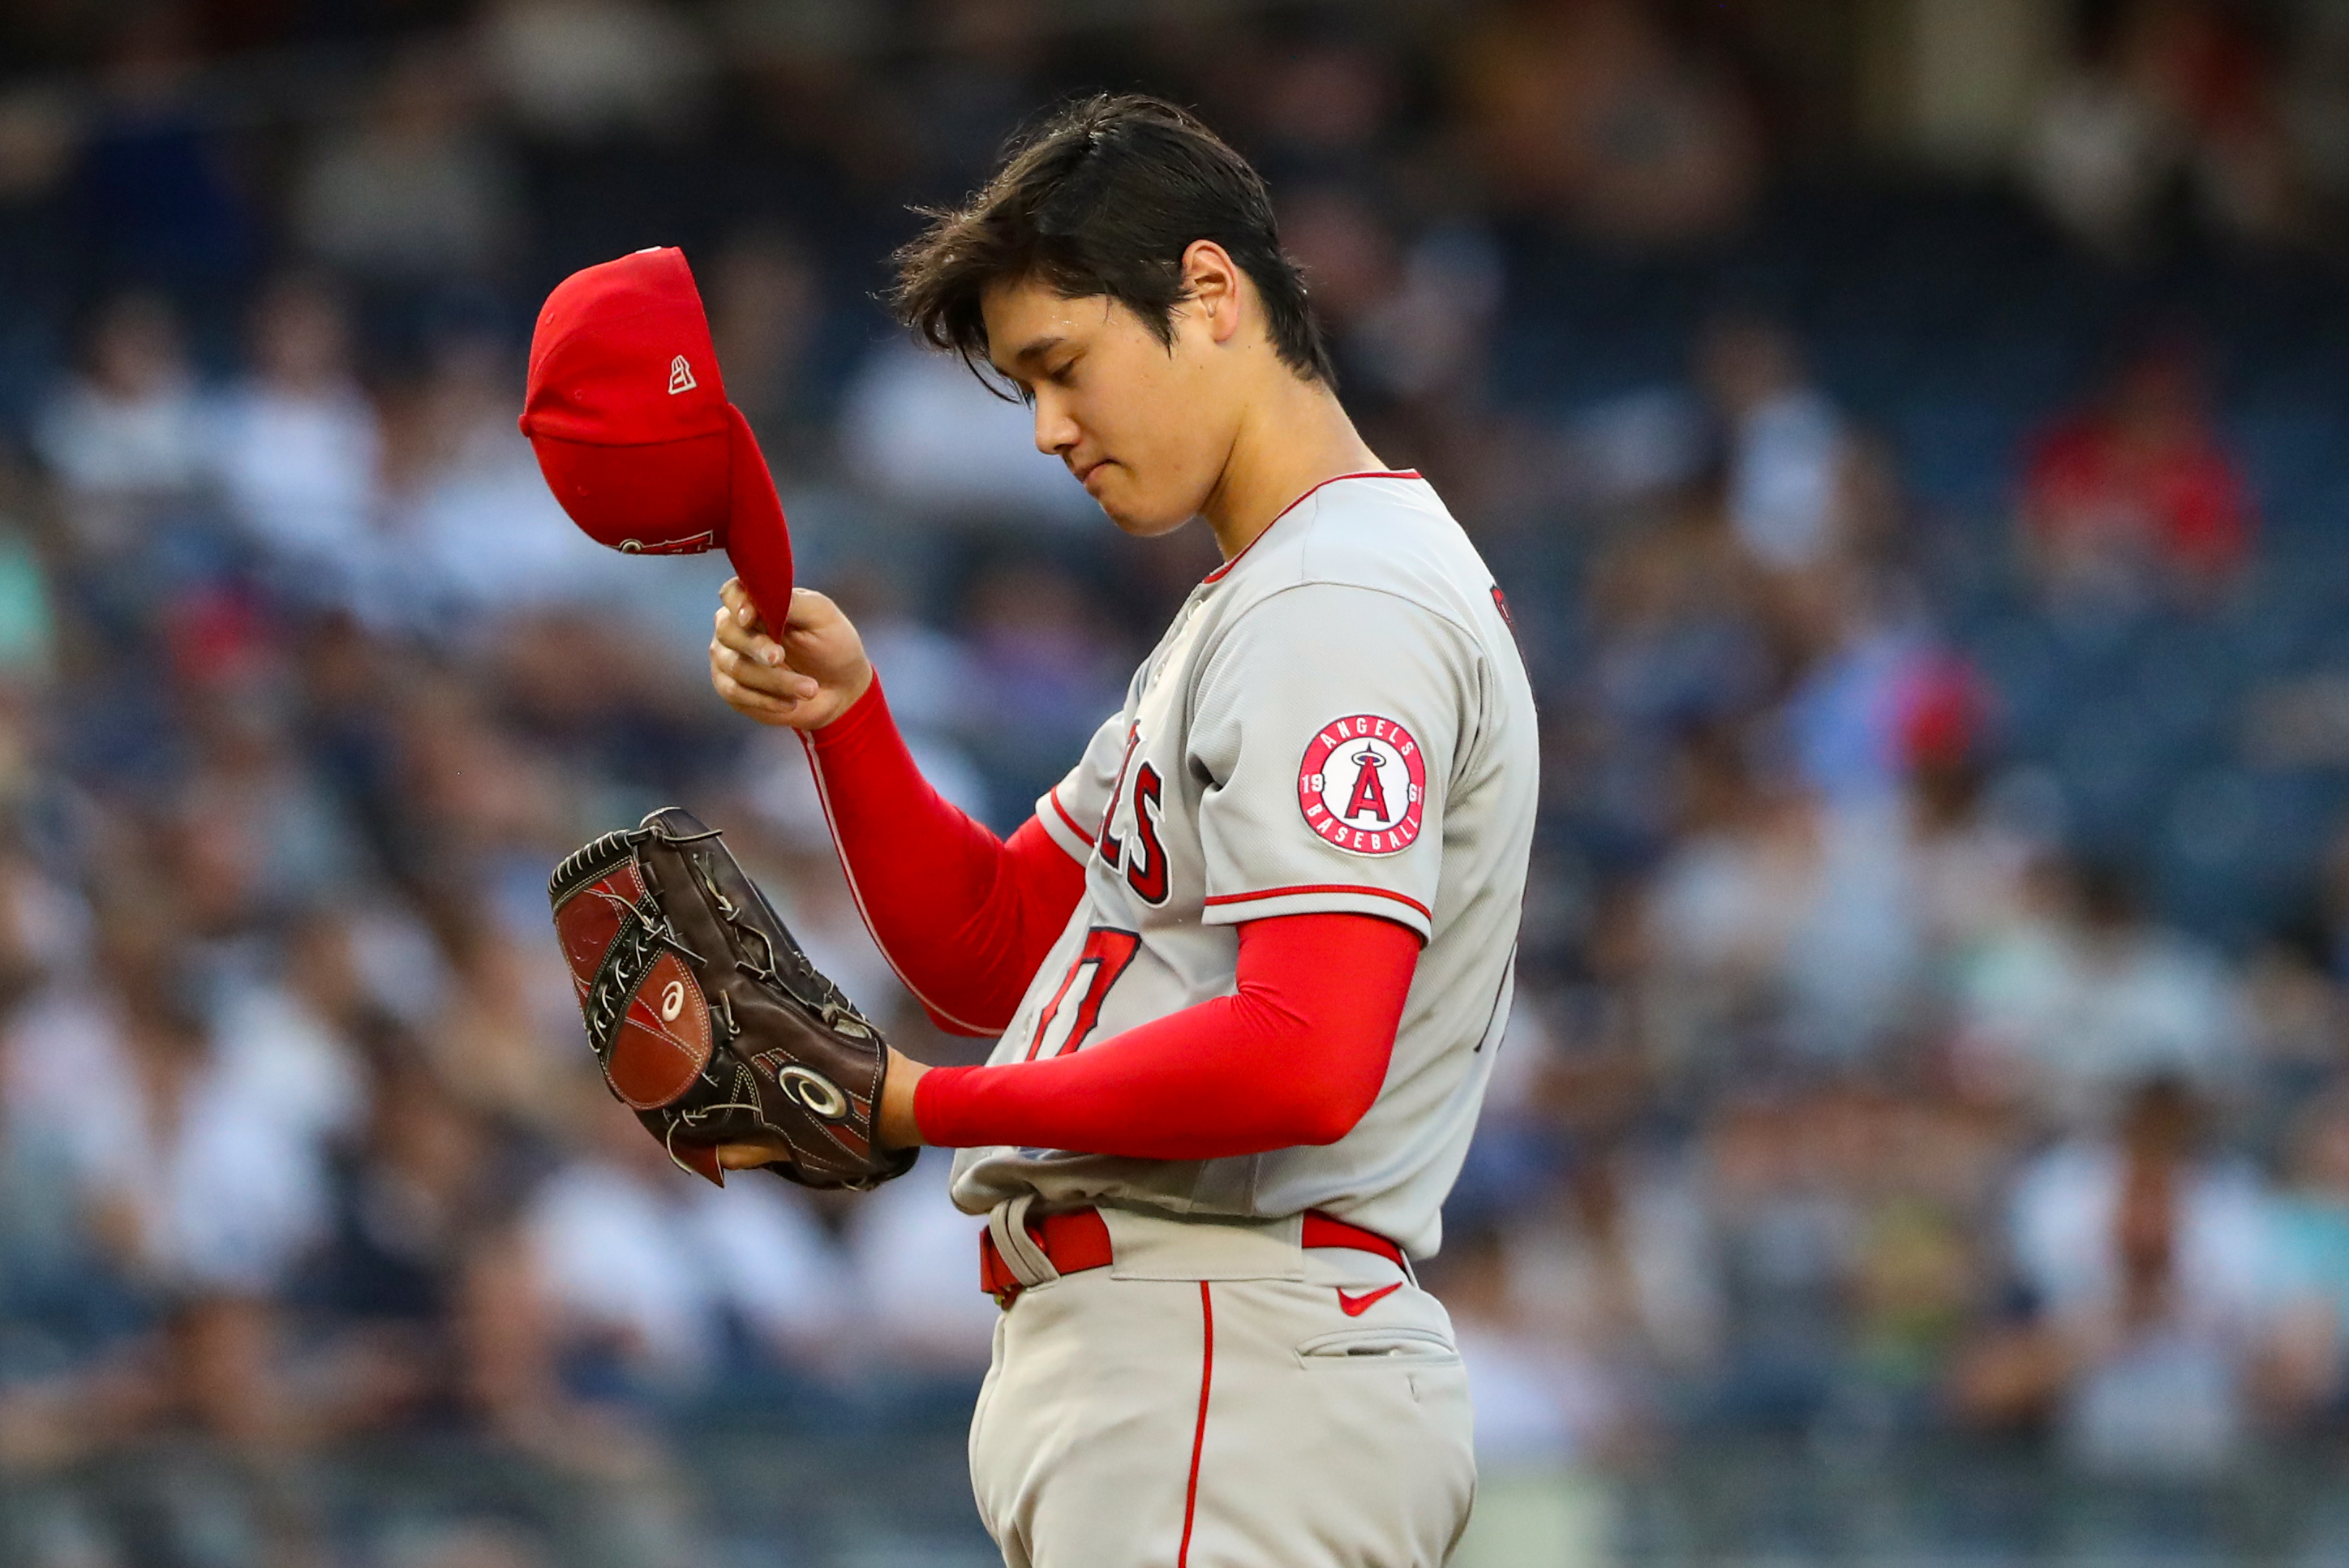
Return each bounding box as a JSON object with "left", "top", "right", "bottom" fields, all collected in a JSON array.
[{"left": 1343, "top": 748, "right": 1391, "bottom": 821}]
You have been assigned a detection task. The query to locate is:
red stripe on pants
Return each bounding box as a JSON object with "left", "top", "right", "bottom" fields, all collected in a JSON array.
[{"left": 1177, "top": 1282, "right": 1214, "bottom": 1567}]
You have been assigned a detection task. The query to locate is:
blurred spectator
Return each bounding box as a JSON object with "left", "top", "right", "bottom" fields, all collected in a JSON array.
[
  {"left": 2280, "top": 10, "right": 2349, "bottom": 226},
  {"left": 1245, "top": 32, "right": 1400, "bottom": 186},
  {"left": 1643, "top": 723, "right": 1930, "bottom": 1068},
  {"left": 68, "top": 8, "right": 252, "bottom": 294},
  {"left": 208, "top": 275, "right": 385, "bottom": 604},
  {"left": 32, "top": 291, "right": 207, "bottom": 541},
  {"left": 1771, "top": 563, "right": 1934, "bottom": 805},
  {"left": 0, "top": 895, "right": 348, "bottom": 1476},
  {"left": 294, "top": 42, "right": 520, "bottom": 286},
  {"left": 1351, "top": 225, "right": 1505, "bottom": 407},
  {"left": 1700, "top": 317, "right": 1857, "bottom": 574},
  {"left": 1282, "top": 187, "right": 1505, "bottom": 427},
  {"left": 2025, "top": 0, "right": 2304, "bottom": 256},
  {"left": 1840, "top": 1099, "right": 1989, "bottom": 1424},
  {"left": 481, "top": 0, "right": 714, "bottom": 143},
  {"left": 1505, "top": 1143, "right": 1724, "bottom": 1386},
  {"left": 1578, "top": 500, "right": 1771, "bottom": 856},
  {"left": 0, "top": 462, "right": 56, "bottom": 685},
  {"left": 2022, "top": 19, "right": 2186, "bottom": 257},
  {"left": 2266, "top": 1087, "right": 2349, "bottom": 1425},
  {"left": 1956, "top": 1076, "right": 2274, "bottom": 1480},
  {"left": 291, "top": 1032, "right": 513, "bottom": 1433},
  {"left": 839, "top": 337, "right": 1097, "bottom": 527},
  {"left": 1955, "top": 857, "right": 2244, "bottom": 1125},
  {"left": 705, "top": 225, "right": 831, "bottom": 466},
  {"left": 1697, "top": 1086, "right": 1860, "bottom": 1429},
  {"left": 2020, "top": 340, "right": 2254, "bottom": 611},
  {"left": 1895, "top": 658, "right": 2031, "bottom": 964},
  {"left": 956, "top": 556, "right": 1130, "bottom": 823},
  {"left": 1650, "top": 651, "right": 2022, "bottom": 1070},
  {"left": 385, "top": 329, "right": 616, "bottom": 621},
  {"left": 423, "top": 916, "right": 583, "bottom": 1132},
  {"left": 522, "top": 1106, "right": 846, "bottom": 1393},
  {"left": 840, "top": 1149, "right": 1003, "bottom": 1384},
  {"left": 1455, "top": 0, "right": 1759, "bottom": 246}
]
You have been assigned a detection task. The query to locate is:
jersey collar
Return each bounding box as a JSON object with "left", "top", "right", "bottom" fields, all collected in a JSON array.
[{"left": 1200, "top": 470, "right": 1424, "bottom": 585}]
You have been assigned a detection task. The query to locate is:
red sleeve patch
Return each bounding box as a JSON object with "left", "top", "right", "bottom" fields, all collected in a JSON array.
[{"left": 1296, "top": 715, "right": 1428, "bottom": 857}]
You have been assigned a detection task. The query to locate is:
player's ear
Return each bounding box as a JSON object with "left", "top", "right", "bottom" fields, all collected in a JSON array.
[{"left": 1179, "top": 240, "right": 1244, "bottom": 346}]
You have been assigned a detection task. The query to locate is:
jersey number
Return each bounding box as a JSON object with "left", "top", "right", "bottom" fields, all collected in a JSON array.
[{"left": 1024, "top": 926, "right": 1141, "bottom": 1061}]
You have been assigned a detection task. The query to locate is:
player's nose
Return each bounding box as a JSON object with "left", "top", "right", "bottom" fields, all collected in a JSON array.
[{"left": 1031, "top": 393, "right": 1080, "bottom": 458}]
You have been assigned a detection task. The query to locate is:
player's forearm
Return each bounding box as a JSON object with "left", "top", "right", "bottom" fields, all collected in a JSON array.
[
  {"left": 908, "top": 913, "right": 1419, "bottom": 1159},
  {"left": 804, "top": 678, "right": 1086, "bottom": 1034}
]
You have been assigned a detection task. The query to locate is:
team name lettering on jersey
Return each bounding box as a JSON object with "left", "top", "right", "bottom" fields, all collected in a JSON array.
[
  {"left": 1094, "top": 724, "right": 1173, "bottom": 904},
  {"left": 1297, "top": 715, "right": 1427, "bottom": 856}
]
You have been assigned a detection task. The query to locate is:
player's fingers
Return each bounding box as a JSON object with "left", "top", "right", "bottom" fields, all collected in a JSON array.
[
  {"left": 711, "top": 606, "right": 798, "bottom": 678},
  {"left": 704, "top": 648, "right": 817, "bottom": 710},
  {"left": 715, "top": 1141, "right": 788, "bottom": 1170},
  {"left": 719, "top": 576, "right": 767, "bottom": 634},
  {"left": 711, "top": 673, "right": 804, "bottom": 727},
  {"left": 709, "top": 641, "right": 807, "bottom": 705}
]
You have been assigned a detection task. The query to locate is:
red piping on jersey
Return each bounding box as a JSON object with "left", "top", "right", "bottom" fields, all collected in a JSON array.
[
  {"left": 1203, "top": 883, "right": 1433, "bottom": 922},
  {"left": 1201, "top": 470, "right": 1424, "bottom": 583},
  {"left": 1178, "top": 1282, "right": 1214, "bottom": 1568},
  {"left": 1046, "top": 784, "right": 1097, "bottom": 848}
]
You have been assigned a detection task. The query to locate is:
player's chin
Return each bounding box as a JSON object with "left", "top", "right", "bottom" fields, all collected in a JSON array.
[{"left": 1096, "top": 487, "right": 1198, "bottom": 539}]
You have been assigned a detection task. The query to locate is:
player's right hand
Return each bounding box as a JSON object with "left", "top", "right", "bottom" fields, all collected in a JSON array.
[{"left": 711, "top": 578, "right": 875, "bottom": 730}]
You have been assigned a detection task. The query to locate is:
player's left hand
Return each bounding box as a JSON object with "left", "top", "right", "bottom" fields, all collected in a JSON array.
[{"left": 718, "top": 1045, "right": 930, "bottom": 1169}]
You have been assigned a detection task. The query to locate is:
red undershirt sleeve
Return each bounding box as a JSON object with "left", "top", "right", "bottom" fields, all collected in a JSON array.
[
  {"left": 911, "top": 912, "right": 1420, "bottom": 1160},
  {"left": 801, "top": 677, "right": 1087, "bottom": 1036}
]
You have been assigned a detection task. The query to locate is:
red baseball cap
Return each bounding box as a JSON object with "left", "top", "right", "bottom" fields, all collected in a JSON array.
[{"left": 519, "top": 246, "right": 793, "bottom": 625}]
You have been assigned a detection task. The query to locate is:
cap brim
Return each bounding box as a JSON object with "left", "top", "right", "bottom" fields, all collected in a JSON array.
[{"left": 724, "top": 403, "right": 794, "bottom": 629}]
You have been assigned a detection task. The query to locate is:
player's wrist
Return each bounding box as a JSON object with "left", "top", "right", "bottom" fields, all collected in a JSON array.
[
  {"left": 879, "top": 1046, "right": 930, "bottom": 1149},
  {"left": 811, "top": 663, "right": 881, "bottom": 735}
]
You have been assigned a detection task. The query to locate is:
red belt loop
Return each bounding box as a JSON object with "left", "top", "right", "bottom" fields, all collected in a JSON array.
[{"left": 979, "top": 1207, "right": 1404, "bottom": 1308}]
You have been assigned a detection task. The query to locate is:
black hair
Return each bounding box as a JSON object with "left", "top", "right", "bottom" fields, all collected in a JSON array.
[{"left": 891, "top": 93, "right": 1334, "bottom": 390}]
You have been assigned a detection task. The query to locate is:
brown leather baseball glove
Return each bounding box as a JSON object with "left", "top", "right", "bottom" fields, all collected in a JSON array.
[{"left": 549, "top": 806, "right": 916, "bottom": 1190}]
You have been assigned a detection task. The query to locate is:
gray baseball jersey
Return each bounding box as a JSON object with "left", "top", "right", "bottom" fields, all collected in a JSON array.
[{"left": 947, "top": 471, "right": 1540, "bottom": 1258}]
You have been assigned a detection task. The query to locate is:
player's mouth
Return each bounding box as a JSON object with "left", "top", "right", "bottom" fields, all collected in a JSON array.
[{"left": 1073, "top": 458, "right": 1110, "bottom": 493}]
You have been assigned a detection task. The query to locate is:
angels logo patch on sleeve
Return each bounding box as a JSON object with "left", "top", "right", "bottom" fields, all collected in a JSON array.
[{"left": 1297, "top": 715, "right": 1428, "bottom": 856}]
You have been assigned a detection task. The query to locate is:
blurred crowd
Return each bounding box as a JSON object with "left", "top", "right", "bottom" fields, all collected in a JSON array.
[{"left": 2, "top": 1, "right": 2349, "bottom": 1565}]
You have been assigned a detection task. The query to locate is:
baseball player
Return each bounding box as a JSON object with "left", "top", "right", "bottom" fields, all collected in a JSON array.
[{"left": 708, "top": 95, "right": 1537, "bottom": 1567}]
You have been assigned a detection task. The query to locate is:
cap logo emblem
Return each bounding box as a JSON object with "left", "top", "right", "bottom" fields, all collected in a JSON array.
[{"left": 668, "top": 355, "right": 697, "bottom": 395}]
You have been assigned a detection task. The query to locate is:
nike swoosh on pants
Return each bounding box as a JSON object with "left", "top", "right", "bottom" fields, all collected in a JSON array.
[{"left": 1336, "top": 1282, "right": 1402, "bottom": 1317}]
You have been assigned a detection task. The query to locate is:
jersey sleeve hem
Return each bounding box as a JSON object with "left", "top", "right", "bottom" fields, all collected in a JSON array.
[
  {"left": 1035, "top": 784, "right": 1097, "bottom": 862},
  {"left": 1200, "top": 884, "right": 1432, "bottom": 942}
]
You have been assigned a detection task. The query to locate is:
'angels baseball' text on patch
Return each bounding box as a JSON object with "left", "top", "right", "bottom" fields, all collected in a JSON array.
[{"left": 1297, "top": 715, "right": 1427, "bottom": 856}]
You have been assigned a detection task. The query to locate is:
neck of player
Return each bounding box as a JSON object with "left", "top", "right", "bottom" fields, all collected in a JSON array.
[{"left": 1197, "top": 371, "right": 1384, "bottom": 565}]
